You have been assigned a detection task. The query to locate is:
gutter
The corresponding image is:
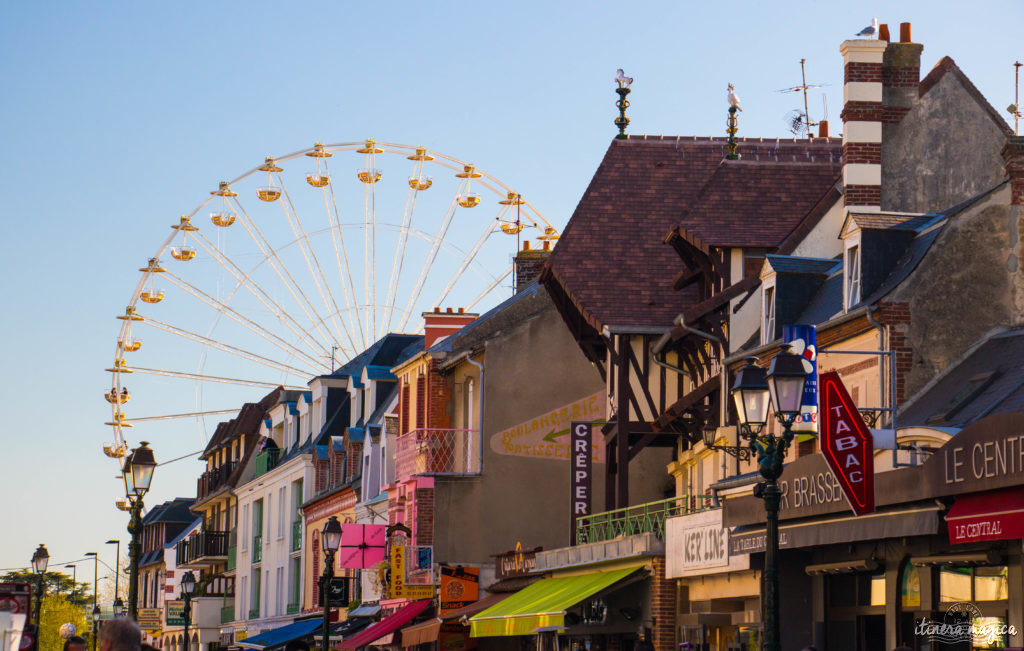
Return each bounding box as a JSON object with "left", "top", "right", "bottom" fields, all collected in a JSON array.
[
  {"left": 723, "top": 305, "right": 871, "bottom": 365},
  {"left": 438, "top": 349, "right": 486, "bottom": 474}
]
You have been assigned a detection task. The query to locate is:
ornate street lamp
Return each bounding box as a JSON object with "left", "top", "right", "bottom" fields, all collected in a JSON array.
[
  {"left": 731, "top": 346, "right": 809, "bottom": 651},
  {"left": 320, "top": 517, "right": 342, "bottom": 651},
  {"left": 30, "top": 545, "right": 48, "bottom": 651},
  {"left": 121, "top": 442, "right": 156, "bottom": 621},
  {"left": 701, "top": 425, "right": 753, "bottom": 461},
  {"left": 105, "top": 540, "right": 121, "bottom": 607},
  {"left": 180, "top": 571, "right": 196, "bottom": 651},
  {"left": 112, "top": 599, "right": 124, "bottom": 618},
  {"left": 91, "top": 606, "right": 100, "bottom": 651}
]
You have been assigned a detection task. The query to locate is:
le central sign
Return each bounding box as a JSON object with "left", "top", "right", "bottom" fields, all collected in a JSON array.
[{"left": 819, "top": 371, "right": 875, "bottom": 516}]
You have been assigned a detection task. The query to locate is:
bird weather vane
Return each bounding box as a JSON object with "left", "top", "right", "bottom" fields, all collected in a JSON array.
[
  {"left": 726, "top": 83, "right": 741, "bottom": 160},
  {"left": 614, "top": 68, "right": 633, "bottom": 139}
]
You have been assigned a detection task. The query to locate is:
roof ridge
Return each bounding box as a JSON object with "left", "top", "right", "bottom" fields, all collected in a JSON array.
[{"left": 918, "top": 56, "right": 1013, "bottom": 136}]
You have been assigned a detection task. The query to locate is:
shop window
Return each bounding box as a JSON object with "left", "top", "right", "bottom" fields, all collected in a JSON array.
[
  {"left": 939, "top": 565, "right": 1008, "bottom": 603},
  {"left": 900, "top": 561, "right": 921, "bottom": 609}
]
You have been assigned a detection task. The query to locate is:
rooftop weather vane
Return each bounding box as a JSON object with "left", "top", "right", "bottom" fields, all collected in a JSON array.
[
  {"left": 1009, "top": 61, "right": 1022, "bottom": 136},
  {"left": 614, "top": 68, "right": 633, "bottom": 139},
  {"left": 726, "top": 83, "right": 741, "bottom": 160}
]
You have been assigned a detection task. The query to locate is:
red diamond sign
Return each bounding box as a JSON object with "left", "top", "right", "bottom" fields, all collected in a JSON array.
[{"left": 819, "top": 371, "right": 875, "bottom": 516}]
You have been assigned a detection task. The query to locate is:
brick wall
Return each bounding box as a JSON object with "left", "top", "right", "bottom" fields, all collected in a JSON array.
[
  {"left": 428, "top": 359, "right": 451, "bottom": 429},
  {"left": 346, "top": 441, "right": 363, "bottom": 478},
  {"left": 416, "top": 373, "right": 426, "bottom": 429},
  {"left": 650, "top": 557, "right": 676, "bottom": 651},
  {"left": 314, "top": 458, "right": 328, "bottom": 493},
  {"left": 401, "top": 383, "right": 410, "bottom": 435},
  {"left": 413, "top": 486, "right": 434, "bottom": 545},
  {"left": 1003, "top": 136, "right": 1024, "bottom": 206},
  {"left": 876, "top": 301, "right": 913, "bottom": 404}
]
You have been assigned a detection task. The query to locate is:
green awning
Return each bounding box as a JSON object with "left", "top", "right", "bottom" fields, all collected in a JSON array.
[{"left": 469, "top": 565, "right": 644, "bottom": 637}]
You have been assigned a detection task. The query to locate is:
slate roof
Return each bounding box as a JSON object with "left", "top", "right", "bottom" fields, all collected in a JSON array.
[
  {"left": 900, "top": 330, "right": 1024, "bottom": 427},
  {"left": 142, "top": 497, "right": 196, "bottom": 525},
  {"left": 201, "top": 387, "right": 283, "bottom": 460},
  {"left": 765, "top": 255, "right": 841, "bottom": 276},
  {"left": 541, "top": 136, "right": 842, "bottom": 329},
  {"left": 328, "top": 334, "right": 423, "bottom": 380},
  {"left": 430, "top": 281, "right": 551, "bottom": 357}
]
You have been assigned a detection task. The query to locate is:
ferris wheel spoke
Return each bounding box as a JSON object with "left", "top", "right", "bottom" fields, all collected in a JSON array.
[
  {"left": 190, "top": 232, "right": 332, "bottom": 359},
  {"left": 465, "top": 265, "right": 514, "bottom": 310},
  {"left": 277, "top": 176, "right": 358, "bottom": 353},
  {"left": 162, "top": 271, "right": 329, "bottom": 370},
  {"left": 125, "top": 409, "right": 241, "bottom": 423},
  {"left": 141, "top": 317, "right": 319, "bottom": 378},
  {"left": 397, "top": 184, "right": 466, "bottom": 331},
  {"left": 383, "top": 159, "right": 423, "bottom": 334},
  {"left": 430, "top": 218, "right": 504, "bottom": 308},
  {"left": 322, "top": 159, "right": 366, "bottom": 350},
  {"left": 126, "top": 365, "right": 307, "bottom": 391},
  {"left": 231, "top": 197, "right": 341, "bottom": 352}
]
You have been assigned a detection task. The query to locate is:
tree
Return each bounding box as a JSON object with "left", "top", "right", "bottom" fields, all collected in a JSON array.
[
  {"left": 0, "top": 571, "right": 93, "bottom": 608},
  {"left": 37, "top": 594, "right": 90, "bottom": 651}
]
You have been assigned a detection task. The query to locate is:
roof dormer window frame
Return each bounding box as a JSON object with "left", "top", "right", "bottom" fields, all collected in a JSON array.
[
  {"left": 761, "top": 272, "right": 777, "bottom": 346},
  {"left": 843, "top": 230, "right": 863, "bottom": 312}
]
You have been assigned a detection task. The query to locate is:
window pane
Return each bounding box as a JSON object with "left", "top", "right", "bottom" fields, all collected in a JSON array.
[
  {"left": 869, "top": 574, "right": 886, "bottom": 606},
  {"left": 975, "top": 566, "right": 1008, "bottom": 602},
  {"left": 972, "top": 616, "right": 1009, "bottom": 648},
  {"left": 940, "top": 566, "right": 972, "bottom": 603}
]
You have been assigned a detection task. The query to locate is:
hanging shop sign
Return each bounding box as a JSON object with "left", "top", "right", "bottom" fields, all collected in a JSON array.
[
  {"left": 137, "top": 608, "right": 162, "bottom": 631},
  {"left": 570, "top": 421, "right": 593, "bottom": 543},
  {"left": 338, "top": 524, "right": 387, "bottom": 569},
  {"left": 784, "top": 325, "right": 818, "bottom": 433},
  {"left": 819, "top": 371, "right": 875, "bottom": 515},
  {"left": 665, "top": 509, "right": 730, "bottom": 575},
  {"left": 165, "top": 600, "right": 185, "bottom": 627},
  {"left": 388, "top": 545, "right": 434, "bottom": 600},
  {"left": 439, "top": 566, "right": 479, "bottom": 615},
  {"left": 490, "top": 392, "right": 606, "bottom": 462},
  {"left": 493, "top": 543, "right": 541, "bottom": 580}
]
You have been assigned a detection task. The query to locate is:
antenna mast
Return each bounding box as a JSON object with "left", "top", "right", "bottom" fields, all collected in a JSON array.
[
  {"left": 1016, "top": 61, "right": 1022, "bottom": 135},
  {"left": 801, "top": 59, "right": 813, "bottom": 140}
]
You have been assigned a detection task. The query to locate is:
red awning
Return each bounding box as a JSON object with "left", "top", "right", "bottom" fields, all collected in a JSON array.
[
  {"left": 946, "top": 488, "right": 1024, "bottom": 544},
  {"left": 335, "top": 600, "right": 432, "bottom": 650}
]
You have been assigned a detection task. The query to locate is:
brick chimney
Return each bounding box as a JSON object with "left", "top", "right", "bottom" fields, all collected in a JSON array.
[
  {"left": 840, "top": 37, "right": 888, "bottom": 212},
  {"left": 421, "top": 307, "right": 478, "bottom": 348},
  {"left": 514, "top": 240, "right": 552, "bottom": 292},
  {"left": 882, "top": 23, "right": 923, "bottom": 124},
  {"left": 1003, "top": 136, "right": 1024, "bottom": 206}
]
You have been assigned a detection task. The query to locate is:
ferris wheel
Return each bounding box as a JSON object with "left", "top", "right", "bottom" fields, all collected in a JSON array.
[{"left": 105, "top": 139, "right": 558, "bottom": 464}]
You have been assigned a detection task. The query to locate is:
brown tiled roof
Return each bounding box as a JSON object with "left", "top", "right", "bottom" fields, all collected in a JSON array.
[
  {"left": 847, "top": 212, "right": 934, "bottom": 232},
  {"left": 541, "top": 136, "right": 842, "bottom": 329},
  {"left": 919, "top": 56, "right": 1013, "bottom": 136},
  {"left": 675, "top": 159, "right": 842, "bottom": 247},
  {"left": 199, "top": 386, "right": 283, "bottom": 459}
]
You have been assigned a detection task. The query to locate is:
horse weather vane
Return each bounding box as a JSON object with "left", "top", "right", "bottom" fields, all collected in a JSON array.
[{"left": 614, "top": 68, "right": 633, "bottom": 139}]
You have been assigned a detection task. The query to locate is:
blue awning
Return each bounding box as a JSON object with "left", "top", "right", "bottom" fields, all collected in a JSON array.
[{"left": 237, "top": 620, "right": 322, "bottom": 650}]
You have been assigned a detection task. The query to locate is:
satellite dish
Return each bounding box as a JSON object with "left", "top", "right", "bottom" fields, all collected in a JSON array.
[{"left": 785, "top": 110, "right": 808, "bottom": 137}]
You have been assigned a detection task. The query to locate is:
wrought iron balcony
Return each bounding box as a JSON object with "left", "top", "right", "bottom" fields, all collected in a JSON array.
[
  {"left": 253, "top": 448, "right": 281, "bottom": 477},
  {"left": 197, "top": 461, "right": 236, "bottom": 500},
  {"left": 395, "top": 428, "right": 480, "bottom": 479},
  {"left": 574, "top": 494, "right": 713, "bottom": 545},
  {"left": 253, "top": 534, "right": 263, "bottom": 563},
  {"left": 291, "top": 521, "right": 301, "bottom": 552},
  {"left": 220, "top": 605, "right": 234, "bottom": 624},
  {"left": 175, "top": 530, "right": 230, "bottom": 567},
  {"left": 248, "top": 607, "right": 260, "bottom": 620},
  {"left": 286, "top": 602, "right": 300, "bottom": 615}
]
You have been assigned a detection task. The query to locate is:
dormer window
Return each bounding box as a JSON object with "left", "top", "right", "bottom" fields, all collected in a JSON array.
[
  {"left": 761, "top": 275, "right": 777, "bottom": 345},
  {"left": 845, "top": 243, "right": 861, "bottom": 309}
]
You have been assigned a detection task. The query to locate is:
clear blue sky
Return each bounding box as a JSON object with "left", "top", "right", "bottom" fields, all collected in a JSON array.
[{"left": 1, "top": 0, "right": 1021, "bottom": 576}]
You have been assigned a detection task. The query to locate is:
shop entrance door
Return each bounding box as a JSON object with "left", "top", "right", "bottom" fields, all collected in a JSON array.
[{"left": 859, "top": 615, "right": 885, "bottom": 650}]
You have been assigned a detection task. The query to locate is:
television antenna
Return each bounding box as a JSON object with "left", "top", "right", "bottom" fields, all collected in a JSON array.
[
  {"left": 778, "top": 59, "right": 829, "bottom": 138},
  {"left": 1008, "top": 61, "right": 1022, "bottom": 135}
]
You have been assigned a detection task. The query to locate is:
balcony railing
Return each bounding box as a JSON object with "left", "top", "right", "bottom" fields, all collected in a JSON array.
[
  {"left": 220, "top": 605, "right": 234, "bottom": 624},
  {"left": 175, "top": 530, "right": 230, "bottom": 566},
  {"left": 197, "top": 461, "right": 236, "bottom": 500},
  {"left": 248, "top": 607, "right": 260, "bottom": 620},
  {"left": 286, "top": 602, "right": 300, "bottom": 615},
  {"left": 395, "top": 428, "right": 480, "bottom": 478},
  {"left": 575, "top": 494, "right": 713, "bottom": 545},
  {"left": 291, "top": 521, "right": 301, "bottom": 552},
  {"left": 227, "top": 545, "right": 236, "bottom": 571},
  {"left": 253, "top": 534, "right": 262, "bottom": 563},
  {"left": 254, "top": 448, "right": 281, "bottom": 477}
]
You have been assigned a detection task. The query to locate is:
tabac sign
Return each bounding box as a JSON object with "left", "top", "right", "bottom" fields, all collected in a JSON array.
[{"left": 819, "top": 371, "right": 875, "bottom": 515}]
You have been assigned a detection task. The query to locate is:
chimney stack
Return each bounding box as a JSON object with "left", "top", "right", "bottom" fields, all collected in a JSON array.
[
  {"left": 514, "top": 239, "right": 553, "bottom": 292},
  {"left": 882, "top": 22, "right": 923, "bottom": 124},
  {"left": 840, "top": 37, "right": 888, "bottom": 212},
  {"left": 1003, "top": 136, "right": 1024, "bottom": 206},
  {"left": 422, "top": 308, "right": 478, "bottom": 348}
]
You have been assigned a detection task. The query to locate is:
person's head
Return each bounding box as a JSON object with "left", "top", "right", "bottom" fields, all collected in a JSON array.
[
  {"left": 64, "top": 636, "right": 88, "bottom": 651},
  {"left": 98, "top": 618, "right": 141, "bottom": 651},
  {"left": 285, "top": 640, "right": 310, "bottom": 651}
]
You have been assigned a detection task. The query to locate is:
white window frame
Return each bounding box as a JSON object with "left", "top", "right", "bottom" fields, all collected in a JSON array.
[
  {"left": 241, "top": 504, "right": 249, "bottom": 551},
  {"left": 844, "top": 232, "right": 862, "bottom": 311},
  {"left": 277, "top": 488, "right": 286, "bottom": 539},
  {"left": 761, "top": 274, "right": 777, "bottom": 345}
]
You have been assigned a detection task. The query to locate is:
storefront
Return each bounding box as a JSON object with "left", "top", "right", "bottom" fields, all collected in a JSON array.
[
  {"left": 721, "top": 413, "right": 1024, "bottom": 650},
  {"left": 665, "top": 509, "right": 759, "bottom": 651}
]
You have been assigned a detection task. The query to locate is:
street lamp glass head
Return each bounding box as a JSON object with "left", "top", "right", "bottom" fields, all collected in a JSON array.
[
  {"left": 321, "top": 516, "right": 342, "bottom": 554},
  {"left": 180, "top": 571, "right": 197, "bottom": 596},
  {"left": 31, "top": 544, "right": 49, "bottom": 574},
  {"left": 92, "top": 606, "right": 100, "bottom": 623},
  {"left": 113, "top": 599, "right": 124, "bottom": 617},
  {"left": 767, "top": 344, "right": 809, "bottom": 418},
  {"left": 129, "top": 441, "right": 157, "bottom": 496},
  {"left": 121, "top": 455, "right": 136, "bottom": 498},
  {"left": 731, "top": 357, "right": 770, "bottom": 432},
  {"left": 701, "top": 426, "right": 717, "bottom": 449}
]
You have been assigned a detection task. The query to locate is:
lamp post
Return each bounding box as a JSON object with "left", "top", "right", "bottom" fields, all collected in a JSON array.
[
  {"left": 64, "top": 565, "right": 77, "bottom": 601},
  {"left": 180, "top": 571, "right": 196, "bottom": 651},
  {"left": 105, "top": 540, "right": 121, "bottom": 607},
  {"left": 84, "top": 553, "right": 98, "bottom": 651},
  {"left": 730, "top": 346, "right": 809, "bottom": 651},
  {"left": 112, "top": 600, "right": 124, "bottom": 618},
  {"left": 122, "top": 442, "right": 157, "bottom": 620},
  {"left": 30, "top": 544, "right": 48, "bottom": 651},
  {"left": 320, "top": 517, "right": 342, "bottom": 651}
]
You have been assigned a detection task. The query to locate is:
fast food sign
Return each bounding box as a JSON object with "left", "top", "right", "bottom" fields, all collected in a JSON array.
[{"left": 819, "top": 371, "right": 875, "bottom": 515}]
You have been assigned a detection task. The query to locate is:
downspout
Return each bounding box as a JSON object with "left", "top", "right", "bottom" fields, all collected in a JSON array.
[{"left": 466, "top": 353, "right": 485, "bottom": 474}]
